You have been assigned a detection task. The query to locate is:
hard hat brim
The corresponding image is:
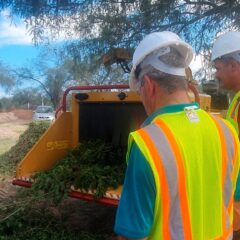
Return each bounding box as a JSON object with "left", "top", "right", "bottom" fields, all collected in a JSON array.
[{"left": 211, "top": 31, "right": 240, "bottom": 62}]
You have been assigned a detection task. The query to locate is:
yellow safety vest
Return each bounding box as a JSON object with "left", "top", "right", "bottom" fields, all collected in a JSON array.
[
  {"left": 226, "top": 91, "right": 240, "bottom": 135},
  {"left": 128, "top": 109, "right": 239, "bottom": 240}
]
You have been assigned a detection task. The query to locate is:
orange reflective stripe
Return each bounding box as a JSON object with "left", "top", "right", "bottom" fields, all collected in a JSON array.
[
  {"left": 216, "top": 225, "right": 232, "bottom": 240},
  {"left": 228, "top": 196, "right": 233, "bottom": 215},
  {"left": 210, "top": 117, "right": 228, "bottom": 235},
  {"left": 230, "top": 100, "right": 239, "bottom": 119},
  {"left": 227, "top": 127, "right": 237, "bottom": 216},
  {"left": 138, "top": 128, "right": 171, "bottom": 239},
  {"left": 228, "top": 125, "right": 238, "bottom": 170},
  {"left": 155, "top": 119, "right": 192, "bottom": 240}
]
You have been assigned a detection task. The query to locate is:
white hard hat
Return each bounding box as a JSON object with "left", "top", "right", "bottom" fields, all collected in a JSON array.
[
  {"left": 211, "top": 31, "right": 240, "bottom": 61},
  {"left": 129, "top": 31, "right": 194, "bottom": 91}
]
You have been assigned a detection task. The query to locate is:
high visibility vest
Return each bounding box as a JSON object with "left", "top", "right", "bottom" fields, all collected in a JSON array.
[
  {"left": 226, "top": 91, "right": 240, "bottom": 135},
  {"left": 226, "top": 92, "right": 240, "bottom": 201},
  {"left": 128, "top": 109, "right": 239, "bottom": 240}
]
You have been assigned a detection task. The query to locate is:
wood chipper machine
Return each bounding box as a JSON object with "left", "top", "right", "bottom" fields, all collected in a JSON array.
[{"left": 12, "top": 84, "right": 211, "bottom": 207}]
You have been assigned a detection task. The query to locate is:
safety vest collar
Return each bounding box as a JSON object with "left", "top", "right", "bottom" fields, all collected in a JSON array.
[{"left": 142, "top": 103, "right": 199, "bottom": 127}]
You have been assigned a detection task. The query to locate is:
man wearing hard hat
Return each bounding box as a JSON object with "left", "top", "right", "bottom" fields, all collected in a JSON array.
[
  {"left": 114, "top": 31, "right": 240, "bottom": 240},
  {"left": 212, "top": 31, "right": 240, "bottom": 239}
]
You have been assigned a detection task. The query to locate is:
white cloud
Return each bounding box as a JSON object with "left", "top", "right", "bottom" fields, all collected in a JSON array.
[{"left": 0, "top": 9, "right": 32, "bottom": 46}]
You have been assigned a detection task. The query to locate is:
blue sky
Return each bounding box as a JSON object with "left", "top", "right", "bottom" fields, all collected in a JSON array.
[
  {"left": 0, "top": 9, "right": 42, "bottom": 96},
  {"left": 0, "top": 44, "right": 40, "bottom": 68},
  {"left": 0, "top": 10, "right": 41, "bottom": 66}
]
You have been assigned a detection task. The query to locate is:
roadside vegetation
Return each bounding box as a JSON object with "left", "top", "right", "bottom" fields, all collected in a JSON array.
[
  {"left": 0, "top": 121, "right": 119, "bottom": 239},
  {"left": 0, "top": 121, "right": 50, "bottom": 175},
  {"left": 0, "top": 121, "right": 29, "bottom": 155}
]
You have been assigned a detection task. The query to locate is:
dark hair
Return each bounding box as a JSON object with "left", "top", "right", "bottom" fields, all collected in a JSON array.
[
  {"left": 134, "top": 64, "right": 142, "bottom": 80},
  {"left": 215, "top": 56, "right": 239, "bottom": 64}
]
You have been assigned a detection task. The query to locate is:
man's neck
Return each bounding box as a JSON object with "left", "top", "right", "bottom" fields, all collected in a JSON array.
[
  {"left": 231, "top": 70, "right": 240, "bottom": 91},
  {"left": 233, "top": 83, "right": 240, "bottom": 92},
  {"left": 153, "top": 90, "right": 191, "bottom": 112}
]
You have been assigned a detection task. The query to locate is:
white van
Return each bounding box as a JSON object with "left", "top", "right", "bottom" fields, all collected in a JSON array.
[{"left": 33, "top": 106, "right": 55, "bottom": 121}]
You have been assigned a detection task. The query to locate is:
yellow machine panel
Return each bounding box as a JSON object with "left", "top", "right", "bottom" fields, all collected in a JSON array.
[{"left": 16, "top": 112, "right": 73, "bottom": 178}]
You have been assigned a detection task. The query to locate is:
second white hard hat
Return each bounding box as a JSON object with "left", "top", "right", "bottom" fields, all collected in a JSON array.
[
  {"left": 211, "top": 31, "right": 240, "bottom": 61},
  {"left": 129, "top": 31, "right": 194, "bottom": 91}
]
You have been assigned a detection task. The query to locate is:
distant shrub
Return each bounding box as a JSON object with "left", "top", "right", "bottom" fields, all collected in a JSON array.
[{"left": 0, "top": 121, "right": 50, "bottom": 175}]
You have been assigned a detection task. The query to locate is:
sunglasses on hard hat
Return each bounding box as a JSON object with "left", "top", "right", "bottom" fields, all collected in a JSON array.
[
  {"left": 134, "top": 63, "right": 145, "bottom": 93},
  {"left": 134, "top": 63, "right": 142, "bottom": 80},
  {"left": 135, "top": 79, "right": 145, "bottom": 94}
]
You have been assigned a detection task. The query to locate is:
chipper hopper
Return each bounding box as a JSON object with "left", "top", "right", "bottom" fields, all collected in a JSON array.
[{"left": 12, "top": 85, "right": 210, "bottom": 206}]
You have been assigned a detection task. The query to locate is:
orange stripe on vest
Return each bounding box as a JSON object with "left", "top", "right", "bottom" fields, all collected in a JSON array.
[{"left": 138, "top": 128, "right": 171, "bottom": 239}]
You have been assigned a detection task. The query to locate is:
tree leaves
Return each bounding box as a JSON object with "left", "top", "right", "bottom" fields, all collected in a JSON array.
[
  {"left": 3, "top": 0, "right": 240, "bottom": 52},
  {"left": 3, "top": 0, "right": 240, "bottom": 83}
]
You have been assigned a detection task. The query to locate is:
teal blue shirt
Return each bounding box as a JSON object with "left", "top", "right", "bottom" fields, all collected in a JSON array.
[
  {"left": 235, "top": 174, "right": 240, "bottom": 200},
  {"left": 114, "top": 103, "right": 199, "bottom": 238}
]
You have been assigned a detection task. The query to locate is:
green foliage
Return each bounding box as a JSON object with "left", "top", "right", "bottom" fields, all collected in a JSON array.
[
  {"left": 0, "top": 127, "right": 122, "bottom": 239},
  {"left": 59, "top": 48, "right": 128, "bottom": 85},
  {"left": 3, "top": 0, "right": 240, "bottom": 54},
  {"left": 0, "top": 62, "right": 15, "bottom": 91},
  {"left": 0, "top": 197, "right": 111, "bottom": 240},
  {"left": 15, "top": 65, "right": 72, "bottom": 109},
  {"left": 0, "top": 121, "right": 50, "bottom": 174},
  {"left": 3, "top": 0, "right": 238, "bottom": 84},
  {"left": 44, "top": 66, "right": 72, "bottom": 108},
  {"left": 0, "top": 139, "right": 121, "bottom": 239},
  {"left": 0, "top": 98, "right": 14, "bottom": 110},
  {"left": 31, "top": 139, "right": 126, "bottom": 204},
  {"left": 0, "top": 88, "right": 51, "bottom": 110},
  {"left": 12, "top": 88, "right": 49, "bottom": 109}
]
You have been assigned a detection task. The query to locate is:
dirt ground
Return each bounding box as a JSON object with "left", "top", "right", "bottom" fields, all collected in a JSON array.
[
  {"left": 0, "top": 109, "right": 32, "bottom": 136},
  {"left": 0, "top": 109, "right": 33, "bottom": 123},
  {"left": 0, "top": 109, "right": 33, "bottom": 151},
  {"left": 0, "top": 109, "right": 33, "bottom": 198}
]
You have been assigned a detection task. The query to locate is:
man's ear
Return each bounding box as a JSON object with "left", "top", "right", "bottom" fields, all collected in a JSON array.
[
  {"left": 143, "top": 75, "right": 155, "bottom": 96},
  {"left": 230, "top": 60, "right": 240, "bottom": 73}
]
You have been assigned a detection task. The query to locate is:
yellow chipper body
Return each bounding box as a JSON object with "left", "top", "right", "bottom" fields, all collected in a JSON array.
[{"left": 13, "top": 85, "right": 211, "bottom": 206}]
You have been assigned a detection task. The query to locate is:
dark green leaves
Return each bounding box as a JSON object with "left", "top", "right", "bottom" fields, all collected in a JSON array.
[{"left": 31, "top": 139, "right": 126, "bottom": 204}]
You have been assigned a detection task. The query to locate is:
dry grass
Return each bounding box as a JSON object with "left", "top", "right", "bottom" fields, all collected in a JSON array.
[
  {"left": 0, "top": 109, "right": 32, "bottom": 156},
  {"left": 0, "top": 122, "right": 29, "bottom": 155}
]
